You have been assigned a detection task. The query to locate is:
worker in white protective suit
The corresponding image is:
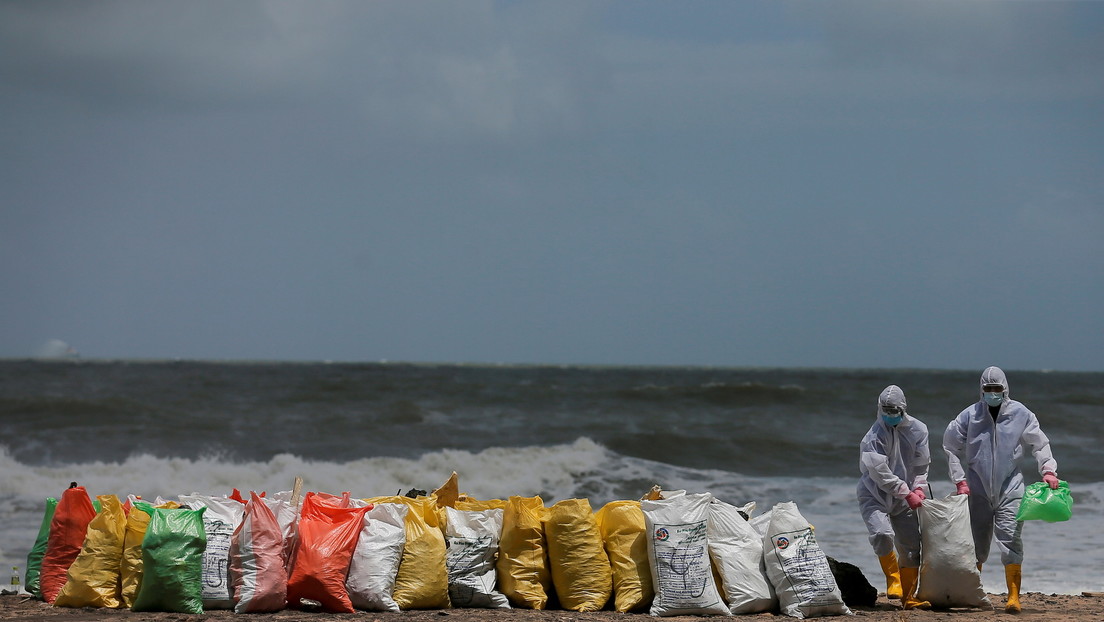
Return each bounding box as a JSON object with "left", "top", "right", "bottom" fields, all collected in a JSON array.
[
  {"left": 857, "top": 385, "right": 931, "bottom": 610},
  {"left": 943, "top": 366, "right": 1059, "bottom": 614}
]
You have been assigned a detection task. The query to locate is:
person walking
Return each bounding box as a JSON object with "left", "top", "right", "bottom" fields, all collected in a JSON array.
[
  {"left": 943, "top": 366, "right": 1059, "bottom": 613},
  {"left": 857, "top": 384, "right": 931, "bottom": 610}
]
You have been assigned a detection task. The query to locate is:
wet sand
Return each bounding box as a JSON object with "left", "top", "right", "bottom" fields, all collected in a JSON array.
[{"left": 3, "top": 593, "right": 1102, "bottom": 621}]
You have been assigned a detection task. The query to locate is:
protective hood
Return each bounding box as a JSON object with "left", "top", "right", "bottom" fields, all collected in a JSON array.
[
  {"left": 979, "top": 366, "right": 1010, "bottom": 400},
  {"left": 877, "top": 384, "right": 907, "bottom": 419},
  {"left": 859, "top": 384, "right": 930, "bottom": 511}
]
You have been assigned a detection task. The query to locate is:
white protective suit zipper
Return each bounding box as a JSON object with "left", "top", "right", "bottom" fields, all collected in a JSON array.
[
  {"left": 887, "top": 422, "right": 903, "bottom": 503},
  {"left": 890, "top": 425, "right": 900, "bottom": 487},
  {"left": 988, "top": 410, "right": 999, "bottom": 504}
]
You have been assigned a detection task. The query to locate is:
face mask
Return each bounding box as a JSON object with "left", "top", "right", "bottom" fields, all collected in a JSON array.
[
  {"left": 881, "top": 413, "right": 903, "bottom": 426},
  {"left": 984, "top": 392, "right": 1004, "bottom": 407}
]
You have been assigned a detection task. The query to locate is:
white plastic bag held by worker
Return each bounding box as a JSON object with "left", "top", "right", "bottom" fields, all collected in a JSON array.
[{"left": 915, "top": 494, "right": 991, "bottom": 609}]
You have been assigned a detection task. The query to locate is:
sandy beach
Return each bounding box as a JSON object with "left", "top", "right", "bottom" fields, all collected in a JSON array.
[{"left": 3, "top": 593, "right": 1102, "bottom": 622}]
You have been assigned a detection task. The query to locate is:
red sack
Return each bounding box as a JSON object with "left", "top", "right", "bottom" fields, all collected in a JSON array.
[
  {"left": 286, "top": 492, "right": 370, "bottom": 613},
  {"left": 231, "top": 491, "right": 288, "bottom": 613},
  {"left": 39, "top": 485, "right": 98, "bottom": 603},
  {"left": 311, "top": 491, "right": 351, "bottom": 507},
  {"left": 230, "top": 488, "right": 265, "bottom": 504}
]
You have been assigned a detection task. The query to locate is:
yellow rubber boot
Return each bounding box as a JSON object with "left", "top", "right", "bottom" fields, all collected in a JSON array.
[
  {"left": 1005, "top": 564, "right": 1022, "bottom": 614},
  {"left": 900, "top": 567, "right": 931, "bottom": 610},
  {"left": 878, "top": 552, "right": 902, "bottom": 600}
]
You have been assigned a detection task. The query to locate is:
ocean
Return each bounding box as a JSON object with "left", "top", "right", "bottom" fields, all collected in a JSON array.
[{"left": 1, "top": 360, "right": 1101, "bottom": 595}]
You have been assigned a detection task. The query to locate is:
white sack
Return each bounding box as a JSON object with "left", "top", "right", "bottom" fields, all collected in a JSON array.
[
  {"left": 262, "top": 491, "right": 299, "bottom": 540},
  {"left": 262, "top": 491, "right": 300, "bottom": 574},
  {"left": 916, "top": 495, "right": 991, "bottom": 609},
  {"left": 178, "top": 493, "right": 245, "bottom": 609},
  {"left": 762, "top": 502, "right": 850, "bottom": 619},
  {"left": 346, "top": 500, "right": 408, "bottom": 612},
  {"left": 708, "top": 499, "right": 775, "bottom": 614},
  {"left": 749, "top": 509, "right": 772, "bottom": 537},
  {"left": 736, "top": 501, "right": 756, "bottom": 518},
  {"left": 443, "top": 507, "right": 510, "bottom": 609},
  {"left": 641, "top": 492, "right": 730, "bottom": 617}
]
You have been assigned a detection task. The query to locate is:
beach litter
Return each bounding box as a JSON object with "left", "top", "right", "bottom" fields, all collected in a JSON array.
[{"left": 25, "top": 474, "right": 891, "bottom": 618}]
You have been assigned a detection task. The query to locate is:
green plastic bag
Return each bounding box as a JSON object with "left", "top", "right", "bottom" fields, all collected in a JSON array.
[
  {"left": 130, "top": 502, "right": 207, "bottom": 613},
  {"left": 1016, "top": 480, "right": 1073, "bottom": 523},
  {"left": 24, "top": 497, "right": 58, "bottom": 599}
]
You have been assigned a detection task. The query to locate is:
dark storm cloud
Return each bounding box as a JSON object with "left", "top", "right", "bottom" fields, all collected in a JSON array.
[
  {"left": 1, "top": 1, "right": 1101, "bottom": 370},
  {"left": 807, "top": 1, "right": 1104, "bottom": 88}
]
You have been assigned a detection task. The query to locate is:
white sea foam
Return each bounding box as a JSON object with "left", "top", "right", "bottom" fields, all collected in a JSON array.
[
  {"left": 0, "top": 438, "right": 613, "bottom": 503},
  {"left": 1, "top": 440, "right": 1100, "bottom": 595}
]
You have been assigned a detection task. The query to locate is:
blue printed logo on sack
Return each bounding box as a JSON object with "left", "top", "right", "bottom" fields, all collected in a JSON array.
[
  {"left": 655, "top": 527, "right": 669, "bottom": 541},
  {"left": 775, "top": 536, "right": 789, "bottom": 550}
]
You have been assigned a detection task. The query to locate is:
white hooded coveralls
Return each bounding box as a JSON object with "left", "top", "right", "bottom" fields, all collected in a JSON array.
[
  {"left": 943, "top": 366, "right": 1057, "bottom": 566},
  {"left": 856, "top": 385, "right": 930, "bottom": 567}
]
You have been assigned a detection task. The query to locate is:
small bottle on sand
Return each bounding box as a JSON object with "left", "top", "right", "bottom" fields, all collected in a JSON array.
[{"left": 6, "top": 566, "right": 19, "bottom": 595}]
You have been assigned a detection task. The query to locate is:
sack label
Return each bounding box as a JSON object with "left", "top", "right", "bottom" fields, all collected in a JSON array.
[
  {"left": 650, "top": 520, "right": 720, "bottom": 609},
  {"left": 201, "top": 519, "right": 234, "bottom": 601},
  {"left": 769, "top": 527, "right": 838, "bottom": 609}
]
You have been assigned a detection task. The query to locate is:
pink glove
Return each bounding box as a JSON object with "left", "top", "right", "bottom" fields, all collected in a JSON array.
[
  {"left": 905, "top": 490, "right": 924, "bottom": 510},
  {"left": 1043, "top": 472, "right": 1060, "bottom": 489},
  {"left": 955, "top": 480, "right": 970, "bottom": 496},
  {"left": 912, "top": 487, "right": 926, "bottom": 501}
]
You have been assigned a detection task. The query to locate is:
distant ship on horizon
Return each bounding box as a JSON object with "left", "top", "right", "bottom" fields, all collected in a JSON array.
[{"left": 35, "top": 338, "right": 80, "bottom": 359}]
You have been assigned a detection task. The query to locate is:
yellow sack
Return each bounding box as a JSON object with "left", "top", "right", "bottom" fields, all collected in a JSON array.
[
  {"left": 497, "top": 495, "right": 552, "bottom": 609},
  {"left": 455, "top": 497, "right": 507, "bottom": 511},
  {"left": 54, "top": 495, "right": 127, "bottom": 608},
  {"left": 430, "top": 470, "right": 507, "bottom": 512},
  {"left": 544, "top": 498, "right": 612, "bottom": 612},
  {"left": 366, "top": 496, "right": 450, "bottom": 610},
  {"left": 431, "top": 472, "right": 461, "bottom": 508},
  {"left": 595, "top": 500, "right": 653, "bottom": 612},
  {"left": 120, "top": 499, "right": 179, "bottom": 609}
]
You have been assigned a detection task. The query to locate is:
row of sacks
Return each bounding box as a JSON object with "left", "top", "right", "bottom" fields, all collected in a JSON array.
[{"left": 25, "top": 476, "right": 853, "bottom": 618}]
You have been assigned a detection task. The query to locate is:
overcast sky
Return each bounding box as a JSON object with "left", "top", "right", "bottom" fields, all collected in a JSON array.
[{"left": 2, "top": 1, "right": 1102, "bottom": 370}]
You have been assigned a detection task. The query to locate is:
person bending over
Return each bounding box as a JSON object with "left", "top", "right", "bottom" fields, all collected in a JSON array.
[{"left": 857, "top": 384, "right": 931, "bottom": 610}]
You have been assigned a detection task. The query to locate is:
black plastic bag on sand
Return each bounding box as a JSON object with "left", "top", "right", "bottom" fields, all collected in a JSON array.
[{"left": 827, "top": 557, "right": 876, "bottom": 607}]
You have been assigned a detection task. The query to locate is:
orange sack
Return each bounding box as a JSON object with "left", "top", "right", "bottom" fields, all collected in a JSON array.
[
  {"left": 39, "top": 485, "right": 98, "bottom": 603},
  {"left": 286, "top": 492, "right": 370, "bottom": 613}
]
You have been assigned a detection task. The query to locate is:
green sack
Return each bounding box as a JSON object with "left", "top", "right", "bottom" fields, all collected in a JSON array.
[
  {"left": 24, "top": 497, "right": 58, "bottom": 599},
  {"left": 1016, "top": 480, "right": 1073, "bottom": 523},
  {"left": 130, "top": 502, "right": 207, "bottom": 613}
]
